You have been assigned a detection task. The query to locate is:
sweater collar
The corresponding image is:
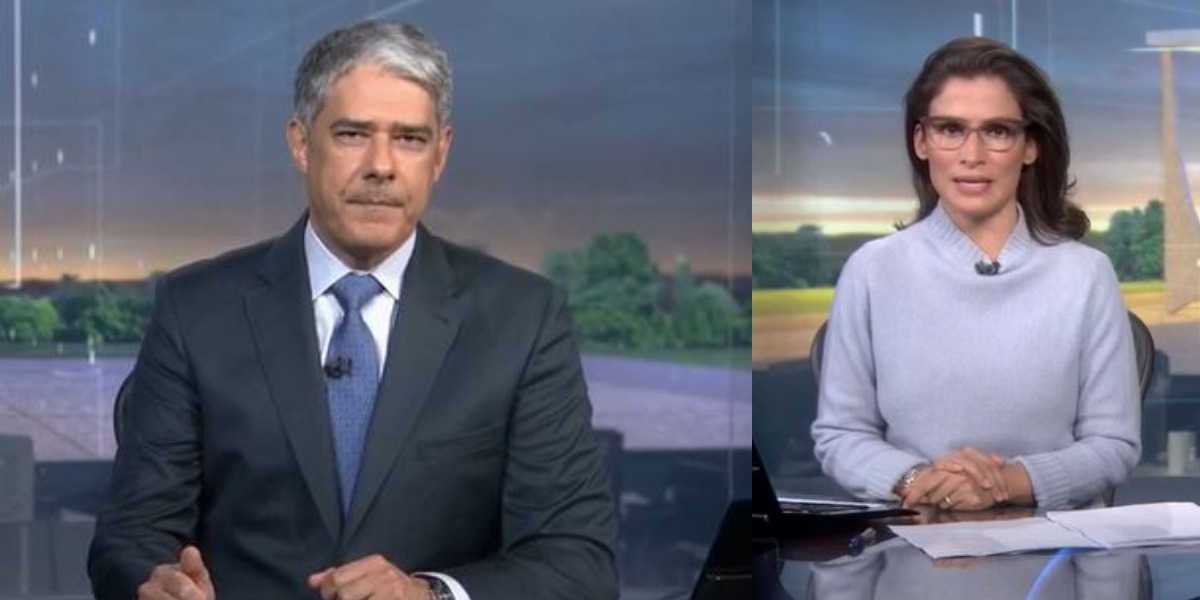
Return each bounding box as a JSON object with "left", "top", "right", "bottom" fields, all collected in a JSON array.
[{"left": 924, "top": 201, "right": 1033, "bottom": 274}]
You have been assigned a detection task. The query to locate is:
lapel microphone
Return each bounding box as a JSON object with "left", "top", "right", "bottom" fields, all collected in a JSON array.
[
  {"left": 974, "top": 260, "right": 1001, "bottom": 276},
  {"left": 323, "top": 356, "right": 353, "bottom": 379}
]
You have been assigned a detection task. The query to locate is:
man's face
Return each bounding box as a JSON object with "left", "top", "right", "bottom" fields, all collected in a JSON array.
[{"left": 287, "top": 65, "right": 452, "bottom": 269}]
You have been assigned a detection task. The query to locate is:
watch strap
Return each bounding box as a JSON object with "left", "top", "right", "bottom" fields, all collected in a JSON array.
[{"left": 416, "top": 575, "right": 456, "bottom": 600}]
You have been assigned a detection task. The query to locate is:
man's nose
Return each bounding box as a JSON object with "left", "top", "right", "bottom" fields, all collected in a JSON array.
[{"left": 363, "top": 135, "right": 396, "bottom": 180}]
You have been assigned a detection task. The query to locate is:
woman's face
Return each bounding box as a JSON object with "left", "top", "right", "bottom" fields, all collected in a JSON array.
[{"left": 914, "top": 75, "right": 1038, "bottom": 230}]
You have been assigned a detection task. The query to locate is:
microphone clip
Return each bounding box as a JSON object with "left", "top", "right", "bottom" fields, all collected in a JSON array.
[
  {"left": 323, "top": 356, "right": 353, "bottom": 379},
  {"left": 974, "top": 260, "right": 1001, "bottom": 276}
]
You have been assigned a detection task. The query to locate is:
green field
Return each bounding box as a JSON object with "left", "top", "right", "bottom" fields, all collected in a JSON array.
[
  {"left": 1119, "top": 281, "right": 1163, "bottom": 294},
  {"left": 752, "top": 288, "right": 834, "bottom": 316},
  {"left": 753, "top": 280, "right": 1166, "bottom": 318}
]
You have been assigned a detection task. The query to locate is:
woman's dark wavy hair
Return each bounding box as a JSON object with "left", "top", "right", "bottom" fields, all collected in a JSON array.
[{"left": 903, "top": 36, "right": 1088, "bottom": 242}]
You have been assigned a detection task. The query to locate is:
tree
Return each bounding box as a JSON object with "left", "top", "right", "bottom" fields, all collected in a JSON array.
[
  {"left": 546, "top": 233, "right": 663, "bottom": 349},
  {"left": 673, "top": 282, "right": 740, "bottom": 348},
  {"left": 53, "top": 280, "right": 150, "bottom": 343},
  {"left": 574, "top": 233, "right": 662, "bottom": 348},
  {"left": 542, "top": 249, "right": 586, "bottom": 292},
  {"left": 1103, "top": 200, "right": 1163, "bottom": 281},
  {"left": 1131, "top": 200, "right": 1163, "bottom": 279},
  {"left": 752, "top": 224, "right": 834, "bottom": 289},
  {"left": 671, "top": 254, "right": 695, "bottom": 313},
  {"left": 0, "top": 296, "right": 59, "bottom": 344},
  {"left": 1105, "top": 210, "right": 1137, "bottom": 279}
]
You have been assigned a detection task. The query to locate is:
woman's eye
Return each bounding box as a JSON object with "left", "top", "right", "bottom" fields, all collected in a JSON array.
[
  {"left": 937, "top": 123, "right": 965, "bottom": 136},
  {"left": 986, "top": 125, "right": 1015, "bottom": 138}
]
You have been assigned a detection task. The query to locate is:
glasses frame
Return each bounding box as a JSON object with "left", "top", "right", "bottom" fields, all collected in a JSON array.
[{"left": 918, "top": 116, "right": 1029, "bottom": 153}]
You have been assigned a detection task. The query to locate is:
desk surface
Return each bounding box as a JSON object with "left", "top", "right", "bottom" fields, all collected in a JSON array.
[{"left": 754, "top": 517, "right": 1200, "bottom": 600}]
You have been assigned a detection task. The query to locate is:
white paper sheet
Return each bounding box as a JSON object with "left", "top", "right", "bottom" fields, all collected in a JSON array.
[
  {"left": 1047, "top": 502, "right": 1200, "bottom": 548},
  {"left": 890, "top": 517, "right": 1098, "bottom": 558},
  {"left": 890, "top": 502, "right": 1200, "bottom": 559}
]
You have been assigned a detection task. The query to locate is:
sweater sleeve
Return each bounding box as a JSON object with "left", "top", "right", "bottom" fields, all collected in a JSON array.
[
  {"left": 1013, "top": 258, "right": 1141, "bottom": 509},
  {"left": 810, "top": 249, "right": 927, "bottom": 500}
]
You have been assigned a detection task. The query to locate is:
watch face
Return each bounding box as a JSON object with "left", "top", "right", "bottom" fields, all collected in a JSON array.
[{"left": 422, "top": 576, "right": 454, "bottom": 600}]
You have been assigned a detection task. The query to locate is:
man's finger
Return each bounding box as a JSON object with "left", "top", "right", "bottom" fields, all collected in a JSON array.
[
  {"left": 178, "top": 545, "right": 215, "bottom": 599},
  {"left": 179, "top": 546, "right": 207, "bottom": 580},
  {"left": 160, "top": 568, "right": 204, "bottom": 600},
  {"left": 308, "top": 568, "right": 339, "bottom": 600},
  {"left": 307, "top": 567, "right": 334, "bottom": 590},
  {"left": 308, "top": 555, "right": 411, "bottom": 600}
]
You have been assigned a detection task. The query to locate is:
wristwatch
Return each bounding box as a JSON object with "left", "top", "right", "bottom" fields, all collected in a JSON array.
[
  {"left": 417, "top": 575, "right": 455, "bottom": 600},
  {"left": 896, "top": 463, "right": 929, "bottom": 496}
]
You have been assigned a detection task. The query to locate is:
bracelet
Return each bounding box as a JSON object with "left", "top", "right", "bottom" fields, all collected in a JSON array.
[{"left": 896, "top": 463, "right": 929, "bottom": 496}]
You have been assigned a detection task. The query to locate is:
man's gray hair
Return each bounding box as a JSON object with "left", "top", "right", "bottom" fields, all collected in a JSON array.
[{"left": 293, "top": 21, "right": 452, "bottom": 128}]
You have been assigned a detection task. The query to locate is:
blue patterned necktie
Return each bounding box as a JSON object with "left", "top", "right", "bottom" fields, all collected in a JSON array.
[{"left": 325, "top": 273, "right": 383, "bottom": 516}]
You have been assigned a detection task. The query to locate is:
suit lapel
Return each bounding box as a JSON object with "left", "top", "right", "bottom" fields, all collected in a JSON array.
[
  {"left": 243, "top": 217, "right": 342, "bottom": 542},
  {"left": 344, "top": 226, "right": 465, "bottom": 541}
]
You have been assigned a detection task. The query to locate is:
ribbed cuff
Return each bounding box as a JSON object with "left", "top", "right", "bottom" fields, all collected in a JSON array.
[
  {"left": 1016, "top": 453, "right": 1072, "bottom": 509},
  {"left": 867, "top": 451, "right": 928, "bottom": 501}
]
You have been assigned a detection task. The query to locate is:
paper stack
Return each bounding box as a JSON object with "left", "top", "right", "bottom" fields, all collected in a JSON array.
[{"left": 890, "top": 502, "right": 1200, "bottom": 559}]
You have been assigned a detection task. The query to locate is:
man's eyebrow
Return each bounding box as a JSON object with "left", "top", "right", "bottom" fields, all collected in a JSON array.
[
  {"left": 329, "top": 118, "right": 374, "bottom": 131},
  {"left": 391, "top": 124, "right": 434, "bottom": 136},
  {"left": 327, "top": 119, "right": 434, "bottom": 136}
]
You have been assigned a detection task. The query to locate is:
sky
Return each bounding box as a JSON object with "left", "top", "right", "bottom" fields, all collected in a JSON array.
[
  {"left": 0, "top": 0, "right": 750, "bottom": 281},
  {"left": 753, "top": 0, "right": 1200, "bottom": 235}
]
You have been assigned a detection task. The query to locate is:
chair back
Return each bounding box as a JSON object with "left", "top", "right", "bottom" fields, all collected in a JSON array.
[
  {"left": 1128, "top": 311, "right": 1155, "bottom": 404},
  {"left": 809, "top": 321, "right": 828, "bottom": 391},
  {"left": 113, "top": 374, "right": 133, "bottom": 446}
]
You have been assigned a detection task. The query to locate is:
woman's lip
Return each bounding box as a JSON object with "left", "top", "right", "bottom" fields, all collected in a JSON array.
[{"left": 954, "top": 179, "right": 992, "bottom": 195}]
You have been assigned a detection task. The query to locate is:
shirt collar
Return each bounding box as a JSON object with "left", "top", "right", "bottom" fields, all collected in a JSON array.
[{"left": 304, "top": 219, "right": 413, "bottom": 301}]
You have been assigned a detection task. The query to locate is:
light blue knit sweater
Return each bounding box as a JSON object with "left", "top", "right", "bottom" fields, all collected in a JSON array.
[{"left": 811, "top": 203, "right": 1141, "bottom": 510}]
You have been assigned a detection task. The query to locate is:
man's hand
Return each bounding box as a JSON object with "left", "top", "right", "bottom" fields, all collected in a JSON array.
[
  {"left": 137, "top": 545, "right": 215, "bottom": 600},
  {"left": 307, "top": 554, "right": 431, "bottom": 600}
]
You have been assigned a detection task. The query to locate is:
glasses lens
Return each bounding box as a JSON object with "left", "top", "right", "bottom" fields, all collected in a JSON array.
[{"left": 923, "top": 118, "right": 1024, "bottom": 151}]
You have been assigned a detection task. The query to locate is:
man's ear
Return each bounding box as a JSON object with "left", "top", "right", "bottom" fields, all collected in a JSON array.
[
  {"left": 286, "top": 117, "right": 309, "bottom": 173},
  {"left": 432, "top": 126, "right": 454, "bottom": 183}
]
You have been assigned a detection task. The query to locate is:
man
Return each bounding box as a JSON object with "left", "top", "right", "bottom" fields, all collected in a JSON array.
[{"left": 88, "top": 21, "right": 617, "bottom": 600}]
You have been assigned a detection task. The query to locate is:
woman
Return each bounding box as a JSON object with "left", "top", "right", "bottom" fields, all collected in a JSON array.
[{"left": 810, "top": 36, "right": 1140, "bottom": 511}]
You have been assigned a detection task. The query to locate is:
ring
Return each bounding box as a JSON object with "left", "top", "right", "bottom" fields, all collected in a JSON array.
[{"left": 941, "top": 495, "right": 954, "bottom": 508}]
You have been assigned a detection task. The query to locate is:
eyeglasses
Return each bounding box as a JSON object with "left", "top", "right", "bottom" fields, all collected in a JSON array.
[{"left": 919, "top": 116, "right": 1028, "bottom": 152}]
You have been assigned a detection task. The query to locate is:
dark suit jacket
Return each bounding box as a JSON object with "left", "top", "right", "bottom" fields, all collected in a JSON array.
[{"left": 88, "top": 218, "right": 618, "bottom": 600}]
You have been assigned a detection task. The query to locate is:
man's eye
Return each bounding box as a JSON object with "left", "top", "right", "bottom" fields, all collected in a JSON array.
[
  {"left": 396, "top": 134, "right": 427, "bottom": 147},
  {"left": 334, "top": 130, "right": 368, "bottom": 141}
]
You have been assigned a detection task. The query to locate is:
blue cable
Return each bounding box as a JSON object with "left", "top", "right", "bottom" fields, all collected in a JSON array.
[{"left": 1025, "top": 548, "right": 1080, "bottom": 600}]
